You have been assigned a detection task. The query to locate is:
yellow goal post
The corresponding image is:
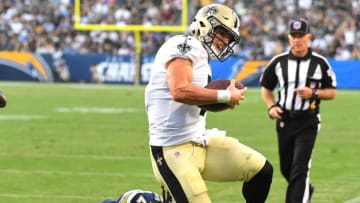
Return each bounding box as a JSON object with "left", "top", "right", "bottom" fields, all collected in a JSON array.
[{"left": 73, "top": 0, "right": 189, "bottom": 85}]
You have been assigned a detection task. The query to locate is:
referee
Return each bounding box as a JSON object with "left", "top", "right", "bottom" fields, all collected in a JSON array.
[{"left": 260, "top": 18, "right": 336, "bottom": 203}]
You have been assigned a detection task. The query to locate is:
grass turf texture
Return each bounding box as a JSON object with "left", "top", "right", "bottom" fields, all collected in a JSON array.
[{"left": 0, "top": 82, "right": 359, "bottom": 203}]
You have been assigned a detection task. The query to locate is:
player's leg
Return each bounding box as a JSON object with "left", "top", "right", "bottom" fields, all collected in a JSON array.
[
  {"left": 242, "top": 160, "right": 273, "bottom": 203},
  {"left": 202, "top": 135, "right": 273, "bottom": 202},
  {"left": 150, "top": 143, "right": 211, "bottom": 203}
]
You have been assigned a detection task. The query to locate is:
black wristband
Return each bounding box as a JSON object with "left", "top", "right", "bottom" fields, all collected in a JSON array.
[
  {"left": 311, "top": 89, "right": 318, "bottom": 100},
  {"left": 267, "top": 104, "right": 277, "bottom": 113}
]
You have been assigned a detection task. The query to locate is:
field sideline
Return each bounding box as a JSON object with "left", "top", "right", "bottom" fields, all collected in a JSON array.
[{"left": 0, "top": 82, "right": 359, "bottom": 203}]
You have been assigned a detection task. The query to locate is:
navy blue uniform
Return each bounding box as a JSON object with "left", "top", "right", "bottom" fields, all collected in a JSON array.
[{"left": 102, "top": 189, "right": 165, "bottom": 203}]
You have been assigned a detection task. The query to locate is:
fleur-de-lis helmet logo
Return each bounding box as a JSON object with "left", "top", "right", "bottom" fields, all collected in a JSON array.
[{"left": 203, "top": 6, "right": 218, "bottom": 16}]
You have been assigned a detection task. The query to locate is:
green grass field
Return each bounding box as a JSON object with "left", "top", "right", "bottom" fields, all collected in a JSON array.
[{"left": 0, "top": 82, "right": 359, "bottom": 203}]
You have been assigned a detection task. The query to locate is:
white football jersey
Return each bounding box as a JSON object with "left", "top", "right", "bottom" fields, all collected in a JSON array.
[{"left": 145, "top": 35, "right": 211, "bottom": 146}]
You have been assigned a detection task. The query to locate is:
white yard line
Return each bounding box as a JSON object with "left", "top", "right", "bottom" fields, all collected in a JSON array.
[
  {"left": 0, "top": 193, "right": 93, "bottom": 200},
  {"left": 55, "top": 107, "right": 138, "bottom": 113},
  {"left": 0, "top": 114, "right": 46, "bottom": 120},
  {"left": 344, "top": 196, "right": 360, "bottom": 203},
  {"left": 0, "top": 169, "right": 153, "bottom": 178},
  {"left": 0, "top": 152, "right": 147, "bottom": 160},
  {"left": 0, "top": 107, "right": 139, "bottom": 121}
]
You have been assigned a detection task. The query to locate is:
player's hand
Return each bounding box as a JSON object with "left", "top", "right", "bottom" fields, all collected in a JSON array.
[
  {"left": 268, "top": 106, "right": 283, "bottom": 120},
  {"left": 294, "top": 87, "right": 312, "bottom": 99},
  {"left": 227, "top": 79, "right": 247, "bottom": 108}
]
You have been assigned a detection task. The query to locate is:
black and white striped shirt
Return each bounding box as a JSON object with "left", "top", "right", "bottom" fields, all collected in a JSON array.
[{"left": 260, "top": 48, "right": 337, "bottom": 112}]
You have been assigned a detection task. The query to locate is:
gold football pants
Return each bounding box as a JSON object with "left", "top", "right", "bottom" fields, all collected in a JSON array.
[{"left": 150, "top": 134, "right": 266, "bottom": 203}]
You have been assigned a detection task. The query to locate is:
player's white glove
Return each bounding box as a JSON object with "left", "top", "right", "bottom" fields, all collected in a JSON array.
[{"left": 192, "top": 128, "right": 226, "bottom": 147}]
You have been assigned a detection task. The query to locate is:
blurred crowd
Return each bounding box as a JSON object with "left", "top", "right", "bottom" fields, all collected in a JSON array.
[{"left": 1, "top": 0, "right": 360, "bottom": 60}]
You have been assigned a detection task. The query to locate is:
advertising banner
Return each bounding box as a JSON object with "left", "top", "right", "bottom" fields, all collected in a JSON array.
[
  {"left": 0, "top": 52, "right": 54, "bottom": 81},
  {"left": 1, "top": 52, "right": 359, "bottom": 89}
]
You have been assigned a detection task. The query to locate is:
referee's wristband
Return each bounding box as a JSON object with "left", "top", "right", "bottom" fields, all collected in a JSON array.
[
  {"left": 267, "top": 104, "right": 278, "bottom": 113},
  {"left": 216, "top": 90, "right": 231, "bottom": 103},
  {"left": 311, "top": 89, "right": 319, "bottom": 100}
]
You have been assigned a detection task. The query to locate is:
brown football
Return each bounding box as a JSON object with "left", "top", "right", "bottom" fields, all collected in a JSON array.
[
  {"left": 198, "top": 79, "right": 244, "bottom": 112},
  {"left": 0, "top": 90, "right": 7, "bottom": 108}
]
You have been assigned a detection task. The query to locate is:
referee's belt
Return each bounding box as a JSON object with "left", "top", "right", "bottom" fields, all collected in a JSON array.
[{"left": 282, "top": 109, "right": 316, "bottom": 119}]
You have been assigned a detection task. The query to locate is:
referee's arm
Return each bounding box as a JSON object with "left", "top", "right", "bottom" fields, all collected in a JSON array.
[
  {"left": 261, "top": 87, "right": 283, "bottom": 120},
  {"left": 261, "top": 87, "right": 276, "bottom": 109},
  {"left": 317, "top": 88, "right": 336, "bottom": 100}
]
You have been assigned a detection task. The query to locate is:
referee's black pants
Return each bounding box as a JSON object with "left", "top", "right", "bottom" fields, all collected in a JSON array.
[{"left": 276, "top": 112, "right": 319, "bottom": 203}]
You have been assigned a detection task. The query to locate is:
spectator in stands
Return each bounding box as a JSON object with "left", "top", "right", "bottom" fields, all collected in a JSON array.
[
  {"left": 0, "top": 0, "right": 359, "bottom": 60},
  {"left": 351, "top": 43, "right": 360, "bottom": 59}
]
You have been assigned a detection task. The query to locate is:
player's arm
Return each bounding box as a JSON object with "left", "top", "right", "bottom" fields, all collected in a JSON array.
[
  {"left": 166, "top": 57, "right": 216, "bottom": 105},
  {"left": 166, "top": 58, "right": 245, "bottom": 106}
]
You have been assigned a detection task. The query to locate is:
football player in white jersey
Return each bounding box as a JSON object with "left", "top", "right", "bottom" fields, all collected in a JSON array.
[{"left": 145, "top": 4, "right": 273, "bottom": 203}]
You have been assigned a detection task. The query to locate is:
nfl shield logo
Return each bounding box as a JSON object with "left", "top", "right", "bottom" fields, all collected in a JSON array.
[
  {"left": 293, "top": 21, "right": 301, "bottom": 30},
  {"left": 310, "top": 82, "right": 316, "bottom": 89}
]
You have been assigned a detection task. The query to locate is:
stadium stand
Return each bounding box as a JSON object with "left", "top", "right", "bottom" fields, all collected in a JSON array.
[{"left": 1, "top": 0, "right": 359, "bottom": 60}]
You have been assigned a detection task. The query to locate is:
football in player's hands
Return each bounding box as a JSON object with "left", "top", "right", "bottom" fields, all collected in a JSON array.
[
  {"left": 198, "top": 79, "right": 244, "bottom": 112},
  {"left": 0, "top": 90, "right": 7, "bottom": 108}
]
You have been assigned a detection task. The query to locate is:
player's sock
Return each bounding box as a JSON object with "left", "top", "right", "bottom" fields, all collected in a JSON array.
[{"left": 242, "top": 160, "right": 273, "bottom": 203}]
